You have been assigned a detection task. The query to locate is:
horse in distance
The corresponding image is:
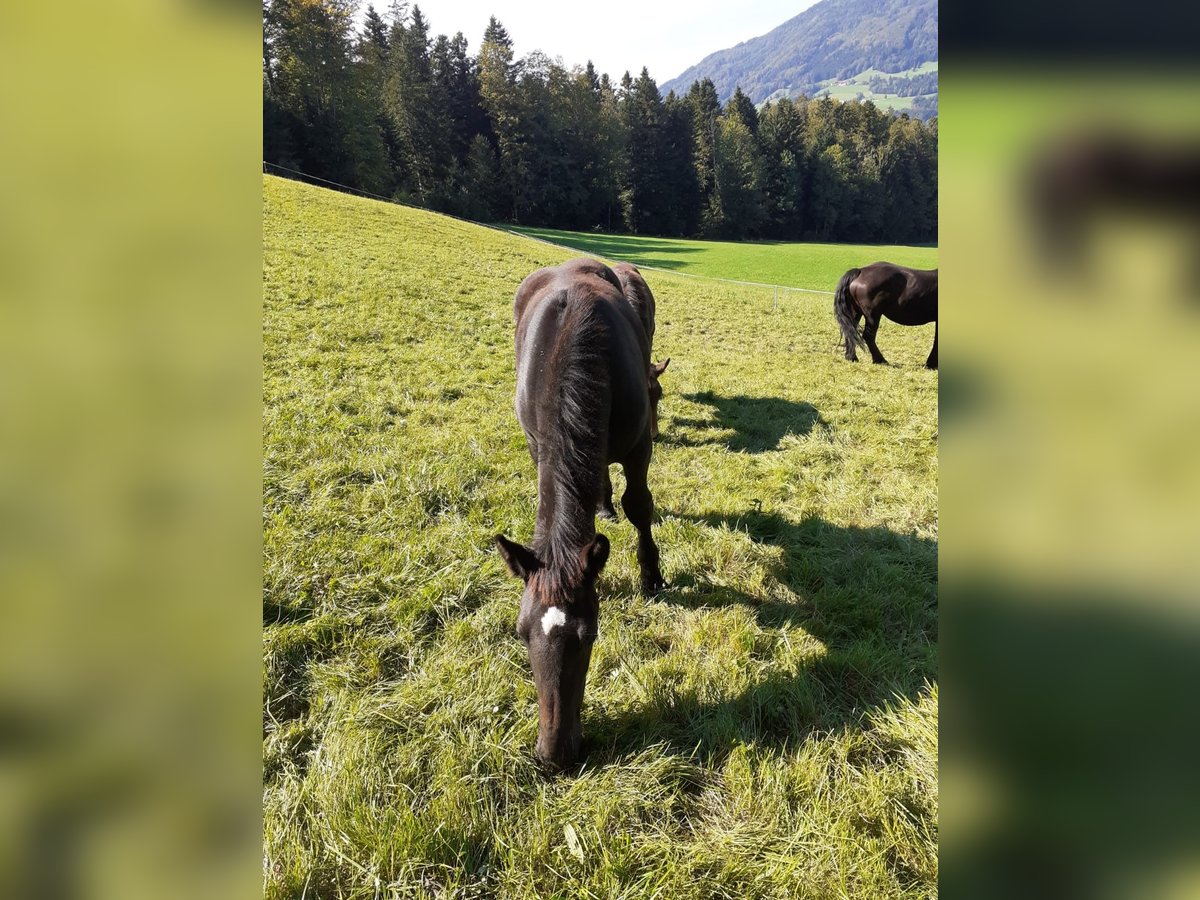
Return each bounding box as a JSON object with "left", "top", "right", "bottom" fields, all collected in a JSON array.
[{"left": 834, "top": 262, "right": 938, "bottom": 369}]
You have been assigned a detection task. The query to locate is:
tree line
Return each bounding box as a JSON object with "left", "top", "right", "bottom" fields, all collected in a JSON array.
[
  {"left": 867, "top": 71, "right": 938, "bottom": 98},
  {"left": 263, "top": 1, "right": 937, "bottom": 244}
]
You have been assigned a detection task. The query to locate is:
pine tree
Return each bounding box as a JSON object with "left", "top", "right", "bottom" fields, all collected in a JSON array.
[
  {"left": 686, "top": 79, "right": 723, "bottom": 235},
  {"left": 354, "top": 4, "right": 399, "bottom": 193},
  {"left": 662, "top": 92, "right": 701, "bottom": 235},
  {"left": 552, "top": 63, "right": 622, "bottom": 229},
  {"left": 265, "top": 0, "right": 388, "bottom": 191},
  {"left": 727, "top": 86, "right": 760, "bottom": 136},
  {"left": 759, "top": 98, "right": 806, "bottom": 237},
  {"left": 477, "top": 17, "right": 520, "bottom": 218},
  {"left": 361, "top": 4, "right": 389, "bottom": 53},
  {"left": 620, "top": 68, "right": 669, "bottom": 233},
  {"left": 432, "top": 32, "right": 487, "bottom": 160},
  {"left": 462, "top": 133, "right": 503, "bottom": 220},
  {"left": 807, "top": 144, "right": 845, "bottom": 240},
  {"left": 382, "top": 5, "right": 451, "bottom": 204},
  {"left": 713, "top": 114, "right": 766, "bottom": 238}
]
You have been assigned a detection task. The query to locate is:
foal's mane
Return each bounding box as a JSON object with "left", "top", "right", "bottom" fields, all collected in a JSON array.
[{"left": 535, "top": 287, "right": 611, "bottom": 583}]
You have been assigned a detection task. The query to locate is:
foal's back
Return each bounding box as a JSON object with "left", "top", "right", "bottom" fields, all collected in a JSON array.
[
  {"left": 512, "top": 258, "right": 653, "bottom": 463},
  {"left": 611, "top": 262, "right": 656, "bottom": 350}
]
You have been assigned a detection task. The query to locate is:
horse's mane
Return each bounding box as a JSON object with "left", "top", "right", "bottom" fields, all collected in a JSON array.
[{"left": 535, "top": 290, "right": 610, "bottom": 583}]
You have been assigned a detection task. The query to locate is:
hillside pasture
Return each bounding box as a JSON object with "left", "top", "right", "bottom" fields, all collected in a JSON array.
[
  {"left": 263, "top": 175, "right": 938, "bottom": 899},
  {"left": 809, "top": 62, "right": 939, "bottom": 114}
]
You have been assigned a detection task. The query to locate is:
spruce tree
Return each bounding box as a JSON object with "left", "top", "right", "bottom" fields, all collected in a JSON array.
[{"left": 686, "top": 79, "right": 723, "bottom": 235}]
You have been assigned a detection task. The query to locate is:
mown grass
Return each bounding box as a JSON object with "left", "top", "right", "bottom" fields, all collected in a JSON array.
[
  {"left": 507, "top": 225, "right": 938, "bottom": 292},
  {"left": 264, "top": 174, "right": 938, "bottom": 898}
]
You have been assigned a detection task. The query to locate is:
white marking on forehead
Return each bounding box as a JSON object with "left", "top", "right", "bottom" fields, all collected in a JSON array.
[{"left": 541, "top": 606, "right": 568, "bottom": 635}]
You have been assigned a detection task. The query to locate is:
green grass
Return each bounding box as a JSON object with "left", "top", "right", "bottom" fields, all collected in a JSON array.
[
  {"left": 264, "top": 174, "right": 938, "bottom": 898},
  {"left": 506, "top": 225, "right": 938, "bottom": 293}
]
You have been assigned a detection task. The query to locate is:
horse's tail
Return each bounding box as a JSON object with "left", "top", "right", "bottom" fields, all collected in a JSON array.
[{"left": 834, "top": 268, "right": 864, "bottom": 350}]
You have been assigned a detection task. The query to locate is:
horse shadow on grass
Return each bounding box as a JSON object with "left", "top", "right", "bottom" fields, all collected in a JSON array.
[
  {"left": 583, "top": 509, "right": 937, "bottom": 766},
  {"left": 663, "top": 392, "right": 830, "bottom": 453}
]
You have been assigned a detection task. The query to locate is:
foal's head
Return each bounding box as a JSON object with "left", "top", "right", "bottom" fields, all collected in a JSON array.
[
  {"left": 494, "top": 533, "right": 610, "bottom": 770},
  {"left": 649, "top": 358, "right": 670, "bottom": 440}
]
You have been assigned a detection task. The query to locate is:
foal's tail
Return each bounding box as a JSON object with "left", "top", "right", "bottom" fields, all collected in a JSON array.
[{"left": 834, "top": 268, "right": 864, "bottom": 350}]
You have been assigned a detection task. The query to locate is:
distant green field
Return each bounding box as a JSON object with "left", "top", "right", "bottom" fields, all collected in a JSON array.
[
  {"left": 507, "top": 225, "right": 938, "bottom": 293},
  {"left": 264, "top": 175, "right": 937, "bottom": 899},
  {"left": 814, "top": 62, "right": 938, "bottom": 113},
  {"left": 764, "top": 62, "right": 938, "bottom": 115}
]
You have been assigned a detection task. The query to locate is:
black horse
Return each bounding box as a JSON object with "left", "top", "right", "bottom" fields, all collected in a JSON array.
[
  {"left": 1025, "top": 129, "right": 1200, "bottom": 280},
  {"left": 834, "top": 262, "right": 938, "bottom": 369},
  {"left": 495, "top": 258, "right": 667, "bottom": 770}
]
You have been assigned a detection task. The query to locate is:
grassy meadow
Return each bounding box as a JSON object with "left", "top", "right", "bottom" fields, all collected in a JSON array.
[
  {"left": 263, "top": 174, "right": 938, "bottom": 898},
  {"left": 810, "top": 62, "right": 939, "bottom": 114},
  {"left": 507, "top": 225, "right": 938, "bottom": 293}
]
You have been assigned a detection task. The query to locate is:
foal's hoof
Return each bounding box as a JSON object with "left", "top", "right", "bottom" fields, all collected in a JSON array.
[
  {"left": 641, "top": 574, "right": 668, "bottom": 595},
  {"left": 597, "top": 505, "right": 618, "bottom": 521}
]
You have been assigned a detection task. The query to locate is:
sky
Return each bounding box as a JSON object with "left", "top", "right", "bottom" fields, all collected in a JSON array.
[{"left": 366, "top": 0, "right": 818, "bottom": 85}]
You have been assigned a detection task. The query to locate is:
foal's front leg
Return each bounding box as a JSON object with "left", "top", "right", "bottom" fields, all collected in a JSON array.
[
  {"left": 621, "top": 441, "right": 666, "bottom": 594},
  {"left": 862, "top": 315, "right": 888, "bottom": 365},
  {"left": 926, "top": 321, "right": 937, "bottom": 370}
]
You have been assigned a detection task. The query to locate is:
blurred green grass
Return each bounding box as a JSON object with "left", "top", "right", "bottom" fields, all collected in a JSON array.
[
  {"left": 263, "top": 174, "right": 938, "bottom": 898},
  {"left": 940, "top": 70, "right": 1200, "bottom": 900}
]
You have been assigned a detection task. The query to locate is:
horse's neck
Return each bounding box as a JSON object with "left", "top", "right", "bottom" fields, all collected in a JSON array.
[{"left": 533, "top": 454, "right": 597, "bottom": 563}]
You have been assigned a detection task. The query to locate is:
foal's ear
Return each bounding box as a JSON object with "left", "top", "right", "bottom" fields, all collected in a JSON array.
[
  {"left": 495, "top": 534, "right": 541, "bottom": 581},
  {"left": 581, "top": 533, "right": 610, "bottom": 582},
  {"left": 652, "top": 358, "right": 670, "bottom": 377}
]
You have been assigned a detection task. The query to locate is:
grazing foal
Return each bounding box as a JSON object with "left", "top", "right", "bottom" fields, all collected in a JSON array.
[{"left": 496, "top": 258, "right": 666, "bottom": 770}]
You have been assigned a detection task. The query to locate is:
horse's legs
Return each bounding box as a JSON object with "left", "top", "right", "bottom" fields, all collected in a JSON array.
[
  {"left": 845, "top": 309, "right": 863, "bottom": 361},
  {"left": 926, "top": 321, "right": 937, "bottom": 370},
  {"left": 863, "top": 315, "right": 888, "bottom": 364},
  {"left": 621, "top": 440, "right": 666, "bottom": 594},
  {"left": 597, "top": 467, "right": 617, "bottom": 520}
]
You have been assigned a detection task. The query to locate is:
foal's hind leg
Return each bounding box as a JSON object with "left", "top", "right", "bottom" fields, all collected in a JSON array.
[
  {"left": 926, "top": 321, "right": 937, "bottom": 370},
  {"left": 621, "top": 440, "right": 666, "bottom": 594},
  {"left": 597, "top": 467, "right": 617, "bottom": 520},
  {"left": 863, "top": 315, "right": 888, "bottom": 364}
]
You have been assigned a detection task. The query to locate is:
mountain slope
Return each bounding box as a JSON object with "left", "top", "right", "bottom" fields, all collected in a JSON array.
[{"left": 661, "top": 0, "right": 937, "bottom": 105}]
